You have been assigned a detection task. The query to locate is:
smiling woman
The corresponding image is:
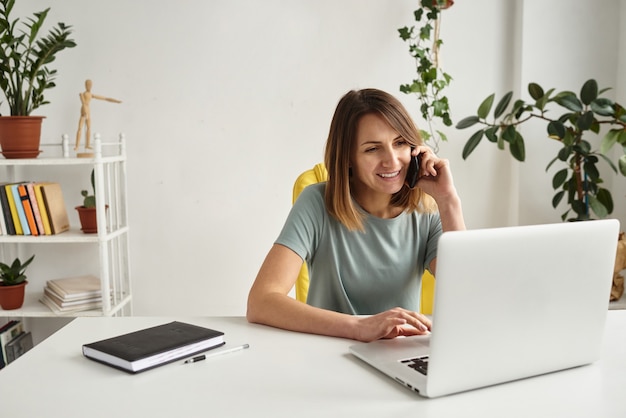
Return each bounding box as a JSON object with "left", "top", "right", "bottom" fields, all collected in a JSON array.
[{"left": 246, "top": 88, "right": 465, "bottom": 342}]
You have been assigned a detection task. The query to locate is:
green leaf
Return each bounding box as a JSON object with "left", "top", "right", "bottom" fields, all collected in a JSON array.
[
  {"left": 577, "top": 111, "right": 594, "bottom": 131},
  {"left": 552, "top": 168, "right": 568, "bottom": 189},
  {"left": 509, "top": 130, "right": 525, "bottom": 161},
  {"left": 580, "top": 79, "right": 598, "bottom": 105},
  {"left": 600, "top": 129, "right": 620, "bottom": 154},
  {"left": 493, "top": 91, "right": 513, "bottom": 119},
  {"left": 619, "top": 154, "right": 626, "bottom": 176},
  {"left": 501, "top": 125, "right": 516, "bottom": 143},
  {"left": 462, "top": 129, "right": 484, "bottom": 159},
  {"left": 456, "top": 116, "right": 480, "bottom": 129},
  {"left": 588, "top": 195, "right": 608, "bottom": 219},
  {"left": 477, "top": 94, "right": 494, "bottom": 119},
  {"left": 485, "top": 126, "right": 498, "bottom": 142},
  {"left": 583, "top": 160, "right": 600, "bottom": 182},
  {"left": 596, "top": 187, "right": 613, "bottom": 215},
  {"left": 547, "top": 121, "right": 565, "bottom": 139},
  {"left": 398, "top": 26, "right": 412, "bottom": 40},
  {"left": 528, "top": 83, "right": 544, "bottom": 100},
  {"left": 591, "top": 98, "right": 615, "bottom": 116},
  {"left": 555, "top": 93, "right": 583, "bottom": 112},
  {"left": 552, "top": 190, "right": 565, "bottom": 208}
]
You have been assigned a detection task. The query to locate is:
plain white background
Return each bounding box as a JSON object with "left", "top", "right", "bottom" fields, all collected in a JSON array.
[{"left": 1, "top": 1, "right": 625, "bottom": 335}]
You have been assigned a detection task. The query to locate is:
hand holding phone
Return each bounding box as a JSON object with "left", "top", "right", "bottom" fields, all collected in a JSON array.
[{"left": 406, "top": 150, "right": 421, "bottom": 189}]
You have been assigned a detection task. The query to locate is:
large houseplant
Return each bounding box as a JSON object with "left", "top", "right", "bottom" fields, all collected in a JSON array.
[
  {"left": 0, "top": 0, "right": 76, "bottom": 158},
  {"left": 398, "top": 0, "right": 454, "bottom": 150},
  {"left": 0, "top": 254, "right": 35, "bottom": 310},
  {"left": 457, "top": 79, "right": 626, "bottom": 221}
]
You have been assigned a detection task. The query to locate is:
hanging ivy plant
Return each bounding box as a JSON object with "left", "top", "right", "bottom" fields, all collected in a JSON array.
[{"left": 398, "top": 0, "right": 454, "bottom": 150}]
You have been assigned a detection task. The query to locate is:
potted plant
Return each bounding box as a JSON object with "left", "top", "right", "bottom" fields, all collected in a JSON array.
[
  {"left": 457, "top": 79, "right": 626, "bottom": 221},
  {"left": 398, "top": 0, "right": 454, "bottom": 151},
  {"left": 75, "top": 169, "right": 101, "bottom": 233},
  {"left": 0, "top": 0, "right": 77, "bottom": 158},
  {"left": 0, "top": 254, "right": 35, "bottom": 310}
]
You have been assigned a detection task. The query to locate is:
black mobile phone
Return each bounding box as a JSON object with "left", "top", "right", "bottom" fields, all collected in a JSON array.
[{"left": 406, "top": 150, "right": 421, "bottom": 189}]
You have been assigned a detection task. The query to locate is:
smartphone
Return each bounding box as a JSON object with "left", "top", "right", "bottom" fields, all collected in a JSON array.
[{"left": 406, "top": 150, "right": 420, "bottom": 189}]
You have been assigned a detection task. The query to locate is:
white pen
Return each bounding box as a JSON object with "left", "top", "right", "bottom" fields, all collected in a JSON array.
[{"left": 183, "top": 343, "right": 250, "bottom": 364}]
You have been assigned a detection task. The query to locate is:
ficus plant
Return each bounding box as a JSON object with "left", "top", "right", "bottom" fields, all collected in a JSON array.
[
  {"left": 457, "top": 78, "right": 626, "bottom": 221},
  {"left": 398, "top": 0, "right": 454, "bottom": 150}
]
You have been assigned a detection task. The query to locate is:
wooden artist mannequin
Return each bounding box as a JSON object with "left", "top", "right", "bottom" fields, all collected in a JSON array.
[{"left": 75, "top": 79, "right": 122, "bottom": 152}]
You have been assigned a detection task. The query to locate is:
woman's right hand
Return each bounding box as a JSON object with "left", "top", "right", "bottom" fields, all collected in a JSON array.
[{"left": 353, "top": 307, "right": 431, "bottom": 342}]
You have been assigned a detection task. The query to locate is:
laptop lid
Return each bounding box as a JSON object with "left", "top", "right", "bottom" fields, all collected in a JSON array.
[{"left": 350, "top": 219, "right": 620, "bottom": 398}]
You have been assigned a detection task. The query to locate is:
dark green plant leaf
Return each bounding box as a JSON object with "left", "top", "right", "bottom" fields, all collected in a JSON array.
[
  {"left": 477, "top": 94, "right": 494, "bottom": 119},
  {"left": 583, "top": 160, "right": 600, "bottom": 182},
  {"left": 456, "top": 115, "right": 480, "bottom": 129},
  {"left": 493, "top": 91, "right": 513, "bottom": 119},
  {"left": 462, "top": 129, "right": 484, "bottom": 159},
  {"left": 528, "top": 83, "right": 544, "bottom": 100},
  {"left": 619, "top": 154, "right": 626, "bottom": 176},
  {"left": 547, "top": 121, "right": 565, "bottom": 139},
  {"left": 485, "top": 126, "right": 498, "bottom": 142},
  {"left": 546, "top": 155, "right": 560, "bottom": 171},
  {"left": 572, "top": 200, "right": 587, "bottom": 217},
  {"left": 591, "top": 98, "right": 615, "bottom": 116},
  {"left": 509, "top": 130, "right": 525, "bottom": 161},
  {"left": 580, "top": 79, "right": 598, "bottom": 105},
  {"left": 577, "top": 111, "right": 594, "bottom": 131},
  {"left": 552, "top": 190, "right": 565, "bottom": 208},
  {"left": 552, "top": 168, "right": 568, "bottom": 189},
  {"left": 596, "top": 187, "right": 613, "bottom": 215},
  {"left": 555, "top": 93, "right": 583, "bottom": 112}
]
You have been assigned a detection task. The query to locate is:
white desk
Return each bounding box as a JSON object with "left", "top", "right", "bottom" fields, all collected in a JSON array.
[{"left": 1, "top": 312, "right": 625, "bottom": 418}]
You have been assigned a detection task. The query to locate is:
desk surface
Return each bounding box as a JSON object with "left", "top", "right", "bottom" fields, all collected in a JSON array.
[{"left": 2, "top": 312, "right": 626, "bottom": 418}]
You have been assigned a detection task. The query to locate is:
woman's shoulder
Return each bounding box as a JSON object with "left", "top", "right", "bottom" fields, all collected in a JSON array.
[{"left": 296, "top": 182, "right": 326, "bottom": 202}]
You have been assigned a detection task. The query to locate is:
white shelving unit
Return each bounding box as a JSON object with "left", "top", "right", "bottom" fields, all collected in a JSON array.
[{"left": 0, "top": 134, "right": 132, "bottom": 317}]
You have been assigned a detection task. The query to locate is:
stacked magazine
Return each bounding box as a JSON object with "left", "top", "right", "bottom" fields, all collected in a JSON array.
[{"left": 40, "top": 275, "right": 103, "bottom": 314}]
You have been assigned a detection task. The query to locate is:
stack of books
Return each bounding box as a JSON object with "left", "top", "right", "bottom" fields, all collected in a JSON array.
[
  {"left": 0, "top": 181, "right": 70, "bottom": 236},
  {"left": 40, "top": 275, "right": 103, "bottom": 314}
]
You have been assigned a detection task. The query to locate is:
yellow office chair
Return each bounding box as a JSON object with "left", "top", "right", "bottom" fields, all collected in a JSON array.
[{"left": 292, "top": 163, "right": 435, "bottom": 315}]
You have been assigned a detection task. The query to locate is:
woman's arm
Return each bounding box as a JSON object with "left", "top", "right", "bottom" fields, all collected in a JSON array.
[
  {"left": 415, "top": 146, "right": 466, "bottom": 276},
  {"left": 246, "top": 243, "right": 431, "bottom": 342}
]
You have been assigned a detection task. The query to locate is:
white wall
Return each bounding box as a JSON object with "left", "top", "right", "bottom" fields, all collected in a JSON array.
[{"left": 3, "top": 0, "right": 625, "bottom": 320}]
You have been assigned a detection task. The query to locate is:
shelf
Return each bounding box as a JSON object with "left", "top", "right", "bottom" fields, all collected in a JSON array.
[
  {"left": 0, "top": 226, "right": 129, "bottom": 243},
  {"left": 0, "top": 292, "right": 132, "bottom": 318}
]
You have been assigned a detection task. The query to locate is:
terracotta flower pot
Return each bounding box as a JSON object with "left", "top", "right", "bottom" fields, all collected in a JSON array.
[
  {"left": 0, "top": 116, "right": 45, "bottom": 159},
  {"left": 75, "top": 206, "right": 98, "bottom": 233},
  {"left": 0, "top": 281, "right": 28, "bottom": 310}
]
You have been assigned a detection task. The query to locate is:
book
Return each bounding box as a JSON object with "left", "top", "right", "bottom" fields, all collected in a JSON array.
[
  {"left": 0, "top": 184, "right": 16, "bottom": 235},
  {"left": 0, "top": 189, "right": 5, "bottom": 234},
  {"left": 26, "top": 182, "right": 45, "bottom": 235},
  {"left": 5, "top": 331, "right": 33, "bottom": 364},
  {"left": 6, "top": 184, "right": 25, "bottom": 235},
  {"left": 18, "top": 184, "right": 38, "bottom": 236},
  {"left": 82, "top": 321, "right": 225, "bottom": 373},
  {"left": 43, "top": 286, "right": 102, "bottom": 307},
  {"left": 39, "top": 182, "right": 70, "bottom": 234},
  {"left": 39, "top": 294, "right": 103, "bottom": 314},
  {"left": 33, "top": 183, "right": 52, "bottom": 235},
  {"left": 46, "top": 275, "right": 102, "bottom": 301},
  {"left": 0, "top": 320, "right": 24, "bottom": 369}
]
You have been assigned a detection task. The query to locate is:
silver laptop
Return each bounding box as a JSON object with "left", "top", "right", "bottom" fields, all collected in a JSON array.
[{"left": 349, "top": 219, "right": 620, "bottom": 398}]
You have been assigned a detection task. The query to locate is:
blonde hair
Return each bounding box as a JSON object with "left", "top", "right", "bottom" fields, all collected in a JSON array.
[{"left": 324, "top": 89, "right": 437, "bottom": 231}]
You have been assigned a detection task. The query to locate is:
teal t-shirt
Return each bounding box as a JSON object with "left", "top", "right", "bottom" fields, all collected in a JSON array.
[{"left": 276, "top": 183, "right": 442, "bottom": 315}]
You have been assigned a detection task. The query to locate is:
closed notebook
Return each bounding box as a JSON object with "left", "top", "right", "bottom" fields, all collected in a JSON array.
[
  {"left": 82, "top": 321, "right": 225, "bottom": 373},
  {"left": 46, "top": 275, "right": 102, "bottom": 301}
]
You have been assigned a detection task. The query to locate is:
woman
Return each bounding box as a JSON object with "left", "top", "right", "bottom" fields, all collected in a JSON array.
[{"left": 247, "top": 88, "right": 465, "bottom": 342}]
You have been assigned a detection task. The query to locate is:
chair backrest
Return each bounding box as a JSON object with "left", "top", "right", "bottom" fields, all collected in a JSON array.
[{"left": 292, "top": 163, "right": 435, "bottom": 314}]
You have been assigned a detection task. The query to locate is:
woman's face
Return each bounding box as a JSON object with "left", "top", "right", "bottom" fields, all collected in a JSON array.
[{"left": 350, "top": 112, "right": 412, "bottom": 200}]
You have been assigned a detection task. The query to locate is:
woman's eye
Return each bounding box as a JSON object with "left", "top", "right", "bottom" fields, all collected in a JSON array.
[{"left": 365, "top": 147, "right": 378, "bottom": 153}]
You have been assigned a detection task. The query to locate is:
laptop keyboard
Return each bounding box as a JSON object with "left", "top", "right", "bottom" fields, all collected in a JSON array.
[{"left": 401, "top": 355, "right": 429, "bottom": 375}]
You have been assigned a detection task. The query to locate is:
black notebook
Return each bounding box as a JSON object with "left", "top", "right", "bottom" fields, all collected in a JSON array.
[{"left": 82, "top": 321, "right": 225, "bottom": 373}]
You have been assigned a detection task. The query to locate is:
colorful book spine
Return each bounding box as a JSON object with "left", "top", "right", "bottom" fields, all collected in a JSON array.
[
  {"left": 0, "top": 185, "right": 15, "bottom": 235},
  {"left": 33, "top": 183, "right": 52, "bottom": 235},
  {"left": 7, "top": 184, "right": 25, "bottom": 235},
  {"left": 26, "top": 183, "right": 45, "bottom": 235},
  {"left": 18, "top": 184, "right": 38, "bottom": 236}
]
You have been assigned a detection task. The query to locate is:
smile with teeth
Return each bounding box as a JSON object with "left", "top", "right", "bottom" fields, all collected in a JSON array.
[{"left": 378, "top": 171, "right": 400, "bottom": 179}]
